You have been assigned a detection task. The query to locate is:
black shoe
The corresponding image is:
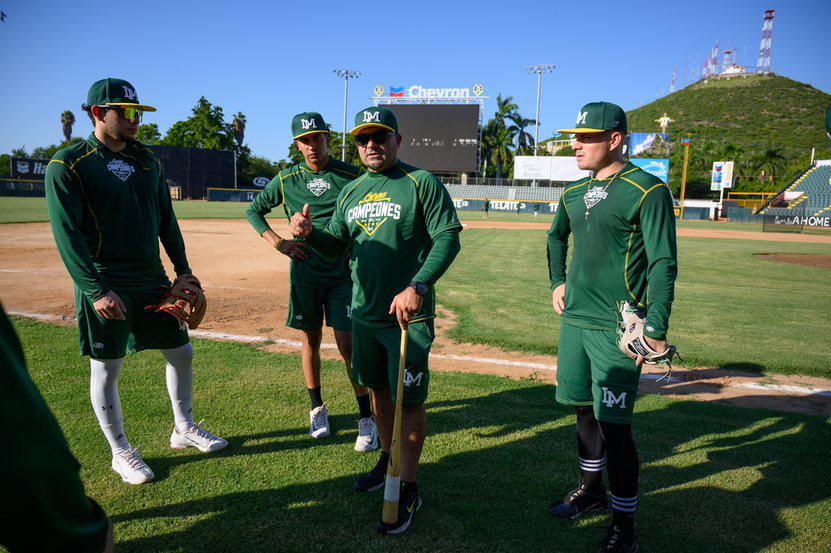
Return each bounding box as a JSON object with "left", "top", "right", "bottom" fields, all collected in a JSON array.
[
  {"left": 375, "top": 487, "right": 422, "bottom": 536},
  {"left": 354, "top": 453, "right": 388, "bottom": 492},
  {"left": 599, "top": 524, "right": 640, "bottom": 553},
  {"left": 550, "top": 484, "right": 608, "bottom": 520}
]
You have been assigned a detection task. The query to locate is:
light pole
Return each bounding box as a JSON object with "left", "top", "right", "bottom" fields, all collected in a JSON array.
[
  {"left": 526, "top": 64, "right": 555, "bottom": 156},
  {"left": 333, "top": 69, "right": 361, "bottom": 161}
]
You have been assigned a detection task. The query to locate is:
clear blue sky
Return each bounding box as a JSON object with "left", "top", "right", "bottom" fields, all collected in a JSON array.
[{"left": 1, "top": 0, "right": 829, "bottom": 163}]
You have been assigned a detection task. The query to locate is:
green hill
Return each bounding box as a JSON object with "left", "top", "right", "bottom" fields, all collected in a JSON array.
[{"left": 626, "top": 74, "right": 831, "bottom": 195}]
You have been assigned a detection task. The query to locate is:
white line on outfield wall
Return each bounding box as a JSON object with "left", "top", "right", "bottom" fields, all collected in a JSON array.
[{"left": 9, "top": 311, "right": 831, "bottom": 399}]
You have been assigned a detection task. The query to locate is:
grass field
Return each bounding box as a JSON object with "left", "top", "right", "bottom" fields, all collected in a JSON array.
[
  {"left": 441, "top": 229, "right": 831, "bottom": 377},
  {"left": 14, "top": 318, "right": 831, "bottom": 552},
  {"left": 3, "top": 196, "right": 829, "bottom": 234}
]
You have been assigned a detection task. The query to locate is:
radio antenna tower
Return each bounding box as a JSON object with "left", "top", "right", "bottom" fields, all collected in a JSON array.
[
  {"left": 757, "top": 10, "right": 775, "bottom": 74},
  {"left": 671, "top": 66, "right": 676, "bottom": 93}
]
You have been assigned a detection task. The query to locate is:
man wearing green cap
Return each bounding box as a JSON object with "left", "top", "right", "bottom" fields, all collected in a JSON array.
[
  {"left": 45, "top": 78, "right": 227, "bottom": 486},
  {"left": 289, "top": 106, "right": 462, "bottom": 535},
  {"left": 246, "top": 112, "right": 377, "bottom": 450},
  {"left": 546, "top": 102, "right": 677, "bottom": 552}
]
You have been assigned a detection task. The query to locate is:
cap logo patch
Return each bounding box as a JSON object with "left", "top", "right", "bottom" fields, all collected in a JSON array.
[
  {"left": 107, "top": 159, "right": 135, "bottom": 181},
  {"left": 576, "top": 111, "right": 588, "bottom": 125},
  {"left": 122, "top": 86, "right": 136, "bottom": 100},
  {"left": 306, "top": 177, "right": 331, "bottom": 197},
  {"left": 300, "top": 118, "right": 317, "bottom": 130},
  {"left": 362, "top": 111, "right": 381, "bottom": 123}
]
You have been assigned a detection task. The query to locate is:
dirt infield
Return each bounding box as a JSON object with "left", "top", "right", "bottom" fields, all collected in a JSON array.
[
  {"left": 757, "top": 253, "right": 831, "bottom": 270},
  {"left": 2, "top": 220, "right": 829, "bottom": 416}
]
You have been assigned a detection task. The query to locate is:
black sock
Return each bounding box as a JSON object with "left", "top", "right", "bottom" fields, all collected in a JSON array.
[
  {"left": 308, "top": 386, "right": 323, "bottom": 409},
  {"left": 374, "top": 450, "right": 390, "bottom": 472},
  {"left": 402, "top": 480, "right": 418, "bottom": 495},
  {"left": 576, "top": 406, "right": 605, "bottom": 492},
  {"left": 356, "top": 393, "right": 372, "bottom": 419},
  {"left": 600, "top": 420, "right": 638, "bottom": 532}
]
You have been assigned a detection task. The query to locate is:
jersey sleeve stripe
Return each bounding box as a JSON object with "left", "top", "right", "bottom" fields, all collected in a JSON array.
[
  {"left": 69, "top": 147, "right": 100, "bottom": 170},
  {"left": 619, "top": 176, "right": 647, "bottom": 194},
  {"left": 635, "top": 184, "right": 667, "bottom": 210},
  {"left": 624, "top": 224, "right": 644, "bottom": 307},
  {"left": 49, "top": 159, "right": 104, "bottom": 259}
]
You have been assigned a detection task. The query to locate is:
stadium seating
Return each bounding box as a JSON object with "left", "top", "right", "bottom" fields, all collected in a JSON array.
[
  {"left": 759, "top": 164, "right": 831, "bottom": 217},
  {"left": 443, "top": 184, "right": 563, "bottom": 202}
]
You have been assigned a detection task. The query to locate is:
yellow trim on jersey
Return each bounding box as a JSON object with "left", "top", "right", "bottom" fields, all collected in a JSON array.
[
  {"left": 396, "top": 165, "right": 422, "bottom": 203},
  {"left": 339, "top": 174, "right": 370, "bottom": 207},
  {"left": 48, "top": 158, "right": 104, "bottom": 259},
  {"left": 636, "top": 184, "right": 667, "bottom": 211},
  {"left": 560, "top": 180, "right": 591, "bottom": 218},
  {"left": 48, "top": 159, "right": 81, "bottom": 182},
  {"left": 624, "top": 224, "right": 643, "bottom": 306},
  {"left": 70, "top": 147, "right": 100, "bottom": 170}
]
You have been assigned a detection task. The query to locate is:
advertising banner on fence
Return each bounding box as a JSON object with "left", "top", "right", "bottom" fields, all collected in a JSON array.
[
  {"left": 630, "top": 158, "right": 669, "bottom": 183},
  {"left": 10, "top": 157, "right": 50, "bottom": 180},
  {"left": 513, "top": 156, "right": 590, "bottom": 182},
  {"left": 711, "top": 161, "right": 735, "bottom": 190}
]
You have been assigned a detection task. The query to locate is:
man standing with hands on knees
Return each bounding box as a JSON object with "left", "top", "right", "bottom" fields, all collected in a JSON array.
[
  {"left": 289, "top": 107, "right": 462, "bottom": 535},
  {"left": 547, "top": 102, "right": 677, "bottom": 552},
  {"left": 246, "top": 112, "right": 377, "bottom": 451}
]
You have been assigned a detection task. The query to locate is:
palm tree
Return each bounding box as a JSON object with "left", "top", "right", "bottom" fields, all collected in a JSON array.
[
  {"left": 754, "top": 146, "right": 787, "bottom": 189},
  {"left": 506, "top": 112, "right": 536, "bottom": 155},
  {"left": 482, "top": 119, "right": 514, "bottom": 180},
  {"left": 61, "top": 110, "right": 75, "bottom": 143},
  {"left": 232, "top": 112, "right": 247, "bottom": 146}
]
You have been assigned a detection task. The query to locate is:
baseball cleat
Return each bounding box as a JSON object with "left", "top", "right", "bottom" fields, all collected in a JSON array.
[
  {"left": 375, "top": 486, "right": 422, "bottom": 536},
  {"left": 550, "top": 483, "right": 608, "bottom": 520},
  {"left": 112, "top": 446, "right": 154, "bottom": 485},
  {"left": 354, "top": 417, "right": 379, "bottom": 452},
  {"left": 599, "top": 524, "right": 640, "bottom": 552},
  {"left": 354, "top": 452, "right": 388, "bottom": 492},
  {"left": 170, "top": 420, "right": 228, "bottom": 453},
  {"left": 309, "top": 405, "right": 331, "bottom": 439}
]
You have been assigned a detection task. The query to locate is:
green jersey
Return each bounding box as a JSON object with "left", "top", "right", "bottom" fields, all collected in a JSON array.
[
  {"left": 246, "top": 158, "right": 361, "bottom": 286},
  {"left": 547, "top": 162, "right": 678, "bottom": 339},
  {"left": 45, "top": 134, "right": 190, "bottom": 301},
  {"left": 308, "top": 161, "right": 462, "bottom": 327},
  {"left": 1, "top": 307, "right": 109, "bottom": 551}
]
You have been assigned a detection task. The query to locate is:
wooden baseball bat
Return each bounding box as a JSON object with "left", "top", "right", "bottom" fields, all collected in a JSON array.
[{"left": 382, "top": 326, "right": 409, "bottom": 524}]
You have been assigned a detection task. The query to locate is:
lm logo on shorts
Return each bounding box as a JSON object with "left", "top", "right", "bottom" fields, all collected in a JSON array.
[
  {"left": 93, "top": 342, "right": 104, "bottom": 349},
  {"left": 362, "top": 110, "right": 380, "bottom": 123},
  {"left": 107, "top": 159, "right": 135, "bottom": 181},
  {"left": 295, "top": 315, "right": 303, "bottom": 320},
  {"left": 601, "top": 387, "right": 627, "bottom": 409},
  {"left": 404, "top": 370, "right": 423, "bottom": 387},
  {"left": 301, "top": 118, "right": 316, "bottom": 130}
]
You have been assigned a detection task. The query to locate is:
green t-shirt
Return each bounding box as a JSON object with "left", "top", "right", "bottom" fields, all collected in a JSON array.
[
  {"left": 45, "top": 134, "right": 190, "bottom": 301},
  {"left": 0, "top": 307, "right": 109, "bottom": 551},
  {"left": 547, "top": 162, "right": 678, "bottom": 339},
  {"left": 309, "top": 161, "right": 463, "bottom": 327},
  {"left": 246, "top": 158, "right": 361, "bottom": 286}
]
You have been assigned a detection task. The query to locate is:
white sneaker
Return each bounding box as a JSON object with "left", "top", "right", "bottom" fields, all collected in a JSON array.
[
  {"left": 112, "top": 446, "right": 154, "bottom": 485},
  {"left": 354, "top": 417, "right": 379, "bottom": 452},
  {"left": 309, "top": 405, "right": 331, "bottom": 438},
  {"left": 170, "top": 420, "right": 228, "bottom": 453}
]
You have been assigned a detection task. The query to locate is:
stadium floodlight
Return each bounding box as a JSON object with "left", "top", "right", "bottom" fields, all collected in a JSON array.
[
  {"left": 333, "top": 69, "right": 361, "bottom": 161},
  {"left": 526, "top": 64, "right": 555, "bottom": 156}
]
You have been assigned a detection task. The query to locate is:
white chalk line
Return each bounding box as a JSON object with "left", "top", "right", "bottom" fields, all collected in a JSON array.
[{"left": 9, "top": 311, "right": 831, "bottom": 399}]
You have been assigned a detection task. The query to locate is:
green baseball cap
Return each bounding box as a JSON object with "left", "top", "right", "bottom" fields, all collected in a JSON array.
[
  {"left": 351, "top": 107, "right": 398, "bottom": 135},
  {"left": 291, "top": 112, "right": 328, "bottom": 139},
  {"left": 86, "top": 78, "right": 156, "bottom": 112},
  {"left": 558, "top": 101, "right": 626, "bottom": 135}
]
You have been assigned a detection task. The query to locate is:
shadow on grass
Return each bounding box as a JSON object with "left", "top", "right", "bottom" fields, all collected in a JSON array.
[{"left": 113, "top": 386, "right": 831, "bottom": 553}]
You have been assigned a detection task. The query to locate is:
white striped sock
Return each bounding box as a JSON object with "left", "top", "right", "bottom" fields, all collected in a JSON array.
[
  {"left": 610, "top": 494, "right": 638, "bottom": 514},
  {"left": 579, "top": 456, "right": 606, "bottom": 472}
]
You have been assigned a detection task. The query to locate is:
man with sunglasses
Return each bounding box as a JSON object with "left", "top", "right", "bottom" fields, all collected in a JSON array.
[
  {"left": 45, "top": 78, "right": 227, "bottom": 486},
  {"left": 246, "top": 112, "right": 378, "bottom": 451},
  {"left": 547, "top": 102, "right": 677, "bottom": 553},
  {"left": 289, "top": 107, "right": 462, "bottom": 535}
]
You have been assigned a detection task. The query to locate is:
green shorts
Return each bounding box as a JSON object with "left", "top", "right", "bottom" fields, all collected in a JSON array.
[
  {"left": 350, "top": 319, "right": 434, "bottom": 406},
  {"left": 286, "top": 281, "right": 352, "bottom": 332},
  {"left": 555, "top": 321, "right": 642, "bottom": 424},
  {"left": 75, "top": 287, "right": 190, "bottom": 359}
]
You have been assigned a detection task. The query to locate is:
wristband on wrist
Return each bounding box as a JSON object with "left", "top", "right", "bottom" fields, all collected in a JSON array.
[{"left": 274, "top": 237, "right": 284, "bottom": 251}]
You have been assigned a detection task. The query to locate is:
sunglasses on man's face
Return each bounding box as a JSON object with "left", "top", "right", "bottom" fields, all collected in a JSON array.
[
  {"left": 355, "top": 130, "right": 392, "bottom": 147},
  {"left": 104, "top": 106, "right": 143, "bottom": 123}
]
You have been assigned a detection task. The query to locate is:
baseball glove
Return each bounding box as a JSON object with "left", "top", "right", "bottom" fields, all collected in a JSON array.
[
  {"left": 146, "top": 274, "right": 206, "bottom": 330},
  {"left": 617, "top": 302, "right": 677, "bottom": 368}
]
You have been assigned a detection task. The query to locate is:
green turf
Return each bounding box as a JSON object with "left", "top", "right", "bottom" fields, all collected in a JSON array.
[
  {"left": 439, "top": 229, "right": 831, "bottom": 377},
  {"left": 12, "top": 318, "right": 831, "bottom": 552}
]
